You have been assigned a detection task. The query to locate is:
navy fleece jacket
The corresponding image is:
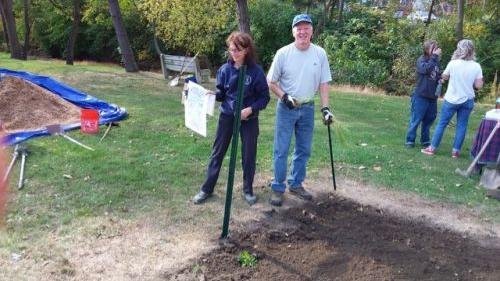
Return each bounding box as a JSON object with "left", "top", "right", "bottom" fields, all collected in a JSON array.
[
  {"left": 215, "top": 60, "right": 270, "bottom": 118},
  {"left": 414, "top": 54, "right": 441, "bottom": 99}
]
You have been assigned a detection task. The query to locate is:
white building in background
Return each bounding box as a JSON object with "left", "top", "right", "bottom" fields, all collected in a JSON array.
[{"left": 407, "top": 0, "right": 439, "bottom": 21}]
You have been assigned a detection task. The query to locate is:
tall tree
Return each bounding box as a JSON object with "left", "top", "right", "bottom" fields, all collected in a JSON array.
[
  {"left": 23, "top": 0, "right": 30, "bottom": 57},
  {"left": 108, "top": 0, "right": 138, "bottom": 72},
  {"left": 0, "top": 0, "right": 24, "bottom": 59},
  {"left": 315, "top": 0, "right": 335, "bottom": 35},
  {"left": 337, "top": 0, "right": 344, "bottom": 23},
  {"left": 456, "top": 0, "right": 465, "bottom": 41},
  {"left": 0, "top": 6, "right": 9, "bottom": 49},
  {"left": 65, "top": 0, "right": 81, "bottom": 65},
  {"left": 236, "top": 0, "right": 250, "bottom": 34}
]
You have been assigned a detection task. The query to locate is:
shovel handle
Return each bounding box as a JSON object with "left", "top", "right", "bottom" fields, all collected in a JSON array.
[
  {"left": 464, "top": 120, "right": 500, "bottom": 176},
  {"left": 61, "top": 134, "right": 95, "bottom": 151},
  {"left": 2, "top": 145, "right": 19, "bottom": 182},
  {"left": 327, "top": 123, "right": 337, "bottom": 190}
]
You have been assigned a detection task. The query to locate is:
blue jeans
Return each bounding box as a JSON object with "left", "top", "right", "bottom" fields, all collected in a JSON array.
[
  {"left": 431, "top": 99, "right": 474, "bottom": 152},
  {"left": 405, "top": 94, "right": 437, "bottom": 146},
  {"left": 271, "top": 101, "right": 314, "bottom": 193}
]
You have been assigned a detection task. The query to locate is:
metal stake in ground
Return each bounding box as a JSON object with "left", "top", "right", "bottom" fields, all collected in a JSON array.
[
  {"left": 221, "top": 65, "right": 246, "bottom": 239},
  {"left": 327, "top": 123, "right": 337, "bottom": 190}
]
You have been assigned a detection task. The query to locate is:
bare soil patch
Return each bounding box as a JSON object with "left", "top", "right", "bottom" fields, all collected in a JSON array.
[
  {"left": 167, "top": 176, "right": 500, "bottom": 281},
  {"left": 0, "top": 75, "right": 80, "bottom": 132}
]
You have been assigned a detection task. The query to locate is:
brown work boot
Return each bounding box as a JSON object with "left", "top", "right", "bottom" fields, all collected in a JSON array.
[
  {"left": 289, "top": 186, "right": 312, "bottom": 201},
  {"left": 269, "top": 191, "right": 283, "bottom": 207}
]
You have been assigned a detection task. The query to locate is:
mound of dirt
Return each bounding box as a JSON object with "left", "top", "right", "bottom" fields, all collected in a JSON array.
[
  {"left": 170, "top": 194, "right": 500, "bottom": 280},
  {"left": 0, "top": 75, "right": 81, "bottom": 132}
]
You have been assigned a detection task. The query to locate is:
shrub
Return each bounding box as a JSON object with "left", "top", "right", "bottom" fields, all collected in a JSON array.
[{"left": 249, "top": 0, "right": 297, "bottom": 68}]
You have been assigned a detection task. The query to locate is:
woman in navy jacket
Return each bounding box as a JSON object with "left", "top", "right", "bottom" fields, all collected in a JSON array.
[
  {"left": 405, "top": 40, "right": 442, "bottom": 148},
  {"left": 193, "top": 32, "right": 270, "bottom": 205}
]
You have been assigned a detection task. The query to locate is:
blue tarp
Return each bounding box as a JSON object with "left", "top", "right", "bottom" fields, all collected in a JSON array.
[{"left": 0, "top": 68, "right": 128, "bottom": 146}]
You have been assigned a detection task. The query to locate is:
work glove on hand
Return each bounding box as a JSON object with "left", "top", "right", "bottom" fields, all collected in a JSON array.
[
  {"left": 281, "top": 93, "right": 297, "bottom": 109},
  {"left": 321, "top": 107, "right": 334, "bottom": 125}
]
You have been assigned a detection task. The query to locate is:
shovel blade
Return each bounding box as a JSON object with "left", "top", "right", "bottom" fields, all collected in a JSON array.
[
  {"left": 455, "top": 167, "right": 469, "bottom": 177},
  {"left": 169, "top": 77, "right": 180, "bottom": 87}
]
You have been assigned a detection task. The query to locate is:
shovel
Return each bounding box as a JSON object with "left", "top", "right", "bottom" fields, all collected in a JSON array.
[
  {"left": 46, "top": 124, "right": 95, "bottom": 151},
  {"left": 2, "top": 144, "right": 19, "bottom": 183}
]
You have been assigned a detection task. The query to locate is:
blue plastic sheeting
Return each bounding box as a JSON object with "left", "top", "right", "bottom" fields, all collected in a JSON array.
[{"left": 0, "top": 68, "right": 128, "bottom": 146}]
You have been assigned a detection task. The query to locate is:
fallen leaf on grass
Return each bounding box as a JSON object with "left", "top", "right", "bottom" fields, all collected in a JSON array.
[
  {"left": 358, "top": 166, "right": 366, "bottom": 170},
  {"left": 63, "top": 174, "right": 73, "bottom": 179}
]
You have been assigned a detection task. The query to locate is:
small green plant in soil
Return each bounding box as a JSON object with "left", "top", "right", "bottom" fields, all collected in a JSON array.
[{"left": 238, "top": 250, "right": 258, "bottom": 267}]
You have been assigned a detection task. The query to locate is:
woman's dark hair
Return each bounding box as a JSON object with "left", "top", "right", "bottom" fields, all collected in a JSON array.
[
  {"left": 423, "top": 40, "right": 437, "bottom": 58},
  {"left": 226, "top": 31, "right": 258, "bottom": 65}
]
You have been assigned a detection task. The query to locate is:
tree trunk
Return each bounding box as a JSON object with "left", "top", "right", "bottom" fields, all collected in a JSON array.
[
  {"left": 456, "top": 0, "right": 464, "bottom": 41},
  {"left": 65, "top": 0, "right": 81, "bottom": 65},
  {"left": 0, "top": 6, "right": 9, "bottom": 49},
  {"left": 23, "top": 0, "right": 30, "bottom": 57},
  {"left": 0, "top": 0, "right": 24, "bottom": 59},
  {"left": 315, "top": 0, "right": 335, "bottom": 36},
  {"left": 421, "top": 0, "right": 436, "bottom": 40},
  {"left": 338, "top": 0, "right": 344, "bottom": 23},
  {"left": 108, "top": 0, "right": 138, "bottom": 72},
  {"left": 425, "top": 0, "right": 436, "bottom": 26},
  {"left": 235, "top": 0, "right": 250, "bottom": 34}
]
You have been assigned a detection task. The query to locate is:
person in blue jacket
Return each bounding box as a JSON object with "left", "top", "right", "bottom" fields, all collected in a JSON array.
[
  {"left": 405, "top": 40, "right": 442, "bottom": 148},
  {"left": 192, "top": 31, "right": 270, "bottom": 205}
]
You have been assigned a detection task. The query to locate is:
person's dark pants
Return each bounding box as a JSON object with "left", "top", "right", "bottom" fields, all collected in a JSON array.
[{"left": 201, "top": 113, "right": 259, "bottom": 195}]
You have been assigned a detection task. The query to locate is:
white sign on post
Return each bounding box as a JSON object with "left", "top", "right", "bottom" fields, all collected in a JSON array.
[{"left": 184, "top": 81, "right": 215, "bottom": 137}]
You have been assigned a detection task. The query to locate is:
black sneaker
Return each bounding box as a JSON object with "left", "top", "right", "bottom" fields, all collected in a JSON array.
[
  {"left": 243, "top": 193, "right": 257, "bottom": 205},
  {"left": 193, "top": 191, "right": 211, "bottom": 204},
  {"left": 289, "top": 186, "right": 312, "bottom": 201},
  {"left": 269, "top": 191, "right": 283, "bottom": 207}
]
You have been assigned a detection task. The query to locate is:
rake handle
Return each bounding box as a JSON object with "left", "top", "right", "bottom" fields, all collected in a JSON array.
[
  {"left": 464, "top": 120, "right": 500, "bottom": 176},
  {"left": 327, "top": 123, "right": 337, "bottom": 190}
]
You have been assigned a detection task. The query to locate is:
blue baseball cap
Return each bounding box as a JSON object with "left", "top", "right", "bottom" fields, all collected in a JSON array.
[{"left": 292, "top": 14, "right": 312, "bottom": 28}]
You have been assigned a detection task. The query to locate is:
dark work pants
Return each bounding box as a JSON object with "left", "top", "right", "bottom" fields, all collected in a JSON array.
[{"left": 200, "top": 113, "right": 259, "bottom": 195}]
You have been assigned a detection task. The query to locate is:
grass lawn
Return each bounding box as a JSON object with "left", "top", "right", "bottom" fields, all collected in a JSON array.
[{"left": 1, "top": 52, "right": 498, "bottom": 249}]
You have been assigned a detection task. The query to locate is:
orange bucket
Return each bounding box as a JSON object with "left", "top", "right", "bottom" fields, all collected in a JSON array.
[{"left": 80, "top": 109, "right": 100, "bottom": 134}]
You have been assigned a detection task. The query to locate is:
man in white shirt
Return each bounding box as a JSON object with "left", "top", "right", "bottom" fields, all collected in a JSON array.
[{"left": 267, "top": 14, "right": 333, "bottom": 206}]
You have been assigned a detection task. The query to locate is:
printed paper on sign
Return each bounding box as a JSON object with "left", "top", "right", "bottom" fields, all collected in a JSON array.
[
  {"left": 185, "top": 81, "right": 207, "bottom": 136},
  {"left": 204, "top": 93, "right": 215, "bottom": 116}
]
